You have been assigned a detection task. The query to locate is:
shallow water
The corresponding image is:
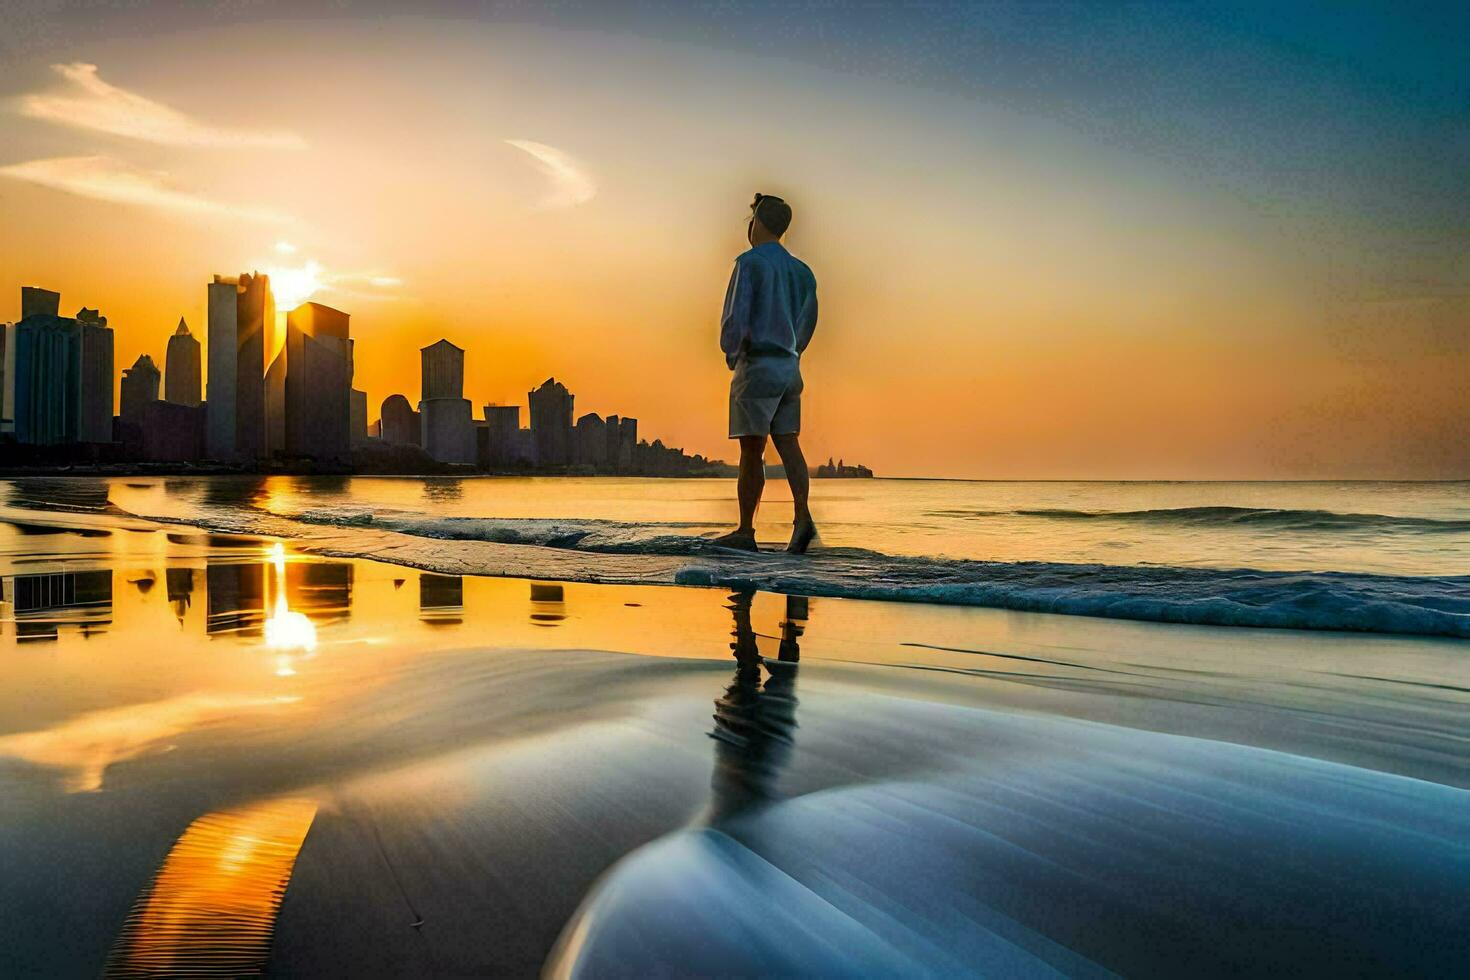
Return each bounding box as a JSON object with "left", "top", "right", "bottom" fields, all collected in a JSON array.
[
  {"left": 1, "top": 485, "right": 1468, "bottom": 975},
  {"left": 9, "top": 476, "right": 1463, "bottom": 637},
  {"left": 50, "top": 474, "right": 1470, "bottom": 576}
]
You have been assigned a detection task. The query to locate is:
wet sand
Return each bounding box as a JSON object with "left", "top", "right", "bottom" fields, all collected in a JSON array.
[{"left": 1, "top": 515, "right": 1468, "bottom": 976}]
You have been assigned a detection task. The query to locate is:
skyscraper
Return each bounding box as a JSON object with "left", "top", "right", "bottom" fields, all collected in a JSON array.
[
  {"left": 206, "top": 272, "right": 273, "bottom": 461},
  {"left": 575, "top": 412, "right": 608, "bottom": 469},
  {"left": 76, "top": 309, "right": 113, "bottom": 443},
  {"left": 11, "top": 288, "right": 113, "bottom": 446},
  {"left": 13, "top": 314, "right": 80, "bottom": 445},
  {"left": 483, "top": 404, "right": 520, "bottom": 467},
  {"left": 165, "top": 318, "right": 201, "bottom": 406},
  {"left": 419, "top": 340, "right": 474, "bottom": 464},
  {"left": 350, "top": 388, "right": 368, "bottom": 447},
  {"left": 529, "top": 377, "right": 574, "bottom": 467},
  {"left": 618, "top": 416, "right": 638, "bottom": 472},
  {"left": 119, "top": 354, "right": 160, "bottom": 422},
  {"left": 0, "top": 322, "right": 12, "bottom": 435},
  {"left": 275, "top": 301, "right": 353, "bottom": 463}
]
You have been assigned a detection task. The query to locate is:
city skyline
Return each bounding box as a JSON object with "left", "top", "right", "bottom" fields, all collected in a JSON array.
[
  {"left": 1, "top": 3, "right": 1466, "bottom": 479},
  {"left": 0, "top": 278, "right": 744, "bottom": 477}
]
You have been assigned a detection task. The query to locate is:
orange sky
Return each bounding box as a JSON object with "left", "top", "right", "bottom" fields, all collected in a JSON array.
[{"left": 1, "top": 13, "right": 1465, "bottom": 479}]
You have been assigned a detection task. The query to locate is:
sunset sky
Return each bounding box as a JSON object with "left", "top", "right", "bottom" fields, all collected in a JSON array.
[{"left": 2, "top": 1, "right": 1465, "bottom": 479}]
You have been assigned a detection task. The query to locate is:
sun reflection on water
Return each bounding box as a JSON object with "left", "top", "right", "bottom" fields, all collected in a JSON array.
[
  {"left": 104, "top": 796, "right": 318, "bottom": 977},
  {"left": 263, "top": 544, "right": 317, "bottom": 673}
]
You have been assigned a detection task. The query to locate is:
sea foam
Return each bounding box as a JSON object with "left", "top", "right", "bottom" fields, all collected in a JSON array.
[{"left": 214, "top": 508, "right": 1470, "bottom": 639}]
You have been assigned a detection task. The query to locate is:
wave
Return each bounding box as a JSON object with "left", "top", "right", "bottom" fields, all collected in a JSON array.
[
  {"left": 928, "top": 505, "right": 1470, "bottom": 533},
  {"left": 164, "top": 508, "right": 1470, "bottom": 639}
]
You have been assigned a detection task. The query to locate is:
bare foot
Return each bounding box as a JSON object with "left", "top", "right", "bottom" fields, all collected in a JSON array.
[
  {"left": 786, "top": 520, "right": 817, "bottom": 554},
  {"left": 710, "top": 529, "right": 760, "bottom": 552}
]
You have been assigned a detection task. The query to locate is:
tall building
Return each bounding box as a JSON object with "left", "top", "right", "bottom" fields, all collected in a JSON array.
[
  {"left": 13, "top": 314, "right": 80, "bottom": 445},
  {"left": 482, "top": 404, "right": 521, "bottom": 467},
  {"left": 618, "top": 416, "right": 638, "bottom": 471},
  {"left": 272, "top": 301, "right": 353, "bottom": 463},
  {"left": 119, "top": 354, "right": 160, "bottom": 422},
  {"left": 206, "top": 272, "right": 273, "bottom": 461},
  {"left": 76, "top": 309, "right": 113, "bottom": 443},
  {"left": 350, "top": 388, "right": 368, "bottom": 447},
  {"left": 165, "top": 318, "right": 201, "bottom": 406},
  {"left": 604, "top": 414, "right": 621, "bottom": 472},
  {"left": 419, "top": 340, "right": 474, "bottom": 464},
  {"left": 0, "top": 322, "right": 12, "bottom": 435},
  {"left": 421, "top": 339, "right": 464, "bottom": 401},
  {"left": 575, "top": 412, "right": 608, "bottom": 469},
  {"left": 11, "top": 288, "right": 113, "bottom": 446},
  {"left": 528, "top": 377, "right": 574, "bottom": 467}
]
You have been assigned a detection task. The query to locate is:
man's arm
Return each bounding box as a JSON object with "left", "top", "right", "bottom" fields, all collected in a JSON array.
[
  {"left": 795, "top": 277, "right": 818, "bottom": 354},
  {"left": 720, "top": 259, "right": 755, "bottom": 369}
]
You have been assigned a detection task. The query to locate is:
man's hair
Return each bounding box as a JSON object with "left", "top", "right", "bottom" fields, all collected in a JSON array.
[{"left": 751, "top": 193, "right": 792, "bottom": 237}]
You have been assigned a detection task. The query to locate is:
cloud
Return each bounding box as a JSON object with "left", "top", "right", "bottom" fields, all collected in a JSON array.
[
  {"left": 0, "top": 155, "right": 291, "bottom": 223},
  {"left": 18, "top": 62, "right": 305, "bottom": 149},
  {"left": 506, "top": 139, "right": 596, "bottom": 208}
]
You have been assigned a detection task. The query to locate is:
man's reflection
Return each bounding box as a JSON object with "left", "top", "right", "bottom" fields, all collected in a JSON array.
[
  {"left": 166, "top": 568, "right": 194, "bottom": 623},
  {"left": 708, "top": 591, "right": 807, "bottom": 822}
]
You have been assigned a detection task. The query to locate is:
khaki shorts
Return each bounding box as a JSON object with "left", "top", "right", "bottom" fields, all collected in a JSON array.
[{"left": 729, "top": 353, "right": 802, "bottom": 438}]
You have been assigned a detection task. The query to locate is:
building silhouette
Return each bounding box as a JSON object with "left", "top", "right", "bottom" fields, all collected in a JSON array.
[
  {"left": 164, "top": 318, "right": 201, "bottom": 406},
  {"left": 575, "top": 412, "right": 608, "bottom": 468},
  {"left": 421, "top": 338, "right": 464, "bottom": 400},
  {"left": 11, "top": 288, "right": 114, "bottom": 446},
  {"left": 119, "top": 354, "right": 160, "bottom": 423},
  {"left": 273, "top": 301, "right": 353, "bottom": 463},
  {"left": 379, "top": 393, "right": 418, "bottom": 446},
  {"left": 13, "top": 312, "right": 79, "bottom": 445},
  {"left": 21, "top": 286, "right": 59, "bottom": 319},
  {"left": 134, "top": 401, "right": 205, "bottom": 462},
  {"left": 618, "top": 417, "right": 638, "bottom": 471},
  {"left": 350, "top": 388, "right": 368, "bottom": 447},
  {"left": 529, "top": 377, "right": 574, "bottom": 467},
  {"left": 206, "top": 272, "right": 273, "bottom": 462},
  {"left": 3, "top": 274, "right": 739, "bottom": 477},
  {"left": 76, "top": 309, "right": 114, "bottom": 443},
  {"left": 0, "top": 320, "right": 11, "bottom": 435},
  {"left": 419, "top": 339, "right": 474, "bottom": 464},
  {"left": 481, "top": 404, "right": 521, "bottom": 468}
]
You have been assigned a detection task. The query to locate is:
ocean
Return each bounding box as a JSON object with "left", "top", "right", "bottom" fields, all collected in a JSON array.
[
  {"left": 14, "top": 475, "right": 1463, "bottom": 637},
  {"left": 1, "top": 475, "right": 1466, "bottom": 975}
]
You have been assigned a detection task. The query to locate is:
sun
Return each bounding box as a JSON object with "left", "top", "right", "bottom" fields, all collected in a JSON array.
[{"left": 264, "top": 259, "right": 324, "bottom": 311}]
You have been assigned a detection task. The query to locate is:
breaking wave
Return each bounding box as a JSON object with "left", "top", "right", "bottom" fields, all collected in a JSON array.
[
  {"left": 177, "top": 508, "right": 1470, "bottom": 639},
  {"left": 928, "top": 505, "right": 1470, "bottom": 534}
]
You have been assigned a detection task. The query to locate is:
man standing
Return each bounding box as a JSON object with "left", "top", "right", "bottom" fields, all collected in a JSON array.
[{"left": 713, "top": 193, "right": 819, "bottom": 554}]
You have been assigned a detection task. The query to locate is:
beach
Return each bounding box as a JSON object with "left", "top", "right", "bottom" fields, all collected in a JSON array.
[{"left": 1, "top": 476, "right": 1468, "bottom": 976}]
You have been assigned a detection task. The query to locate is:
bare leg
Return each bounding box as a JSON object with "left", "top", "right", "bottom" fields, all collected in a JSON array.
[
  {"left": 713, "top": 435, "right": 766, "bottom": 550},
  {"left": 771, "top": 433, "right": 816, "bottom": 553},
  {"left": 736, "top": 435, "right": 767, "bottom": 532}
]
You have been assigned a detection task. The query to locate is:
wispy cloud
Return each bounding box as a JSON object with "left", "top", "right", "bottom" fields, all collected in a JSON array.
[
  {"left": 0, "top": 156, "right": 290, "bottom": 223},
  {"left": 18, "top": 62, "right": 305, "bottom": 149},
  {"left": 506, "top": 139, "right": 596, "bottom": 208}
]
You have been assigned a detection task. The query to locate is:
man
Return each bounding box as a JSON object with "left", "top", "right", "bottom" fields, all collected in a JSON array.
[{"left": 713, "top": 193, "right": 819, "bottom": 554}]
